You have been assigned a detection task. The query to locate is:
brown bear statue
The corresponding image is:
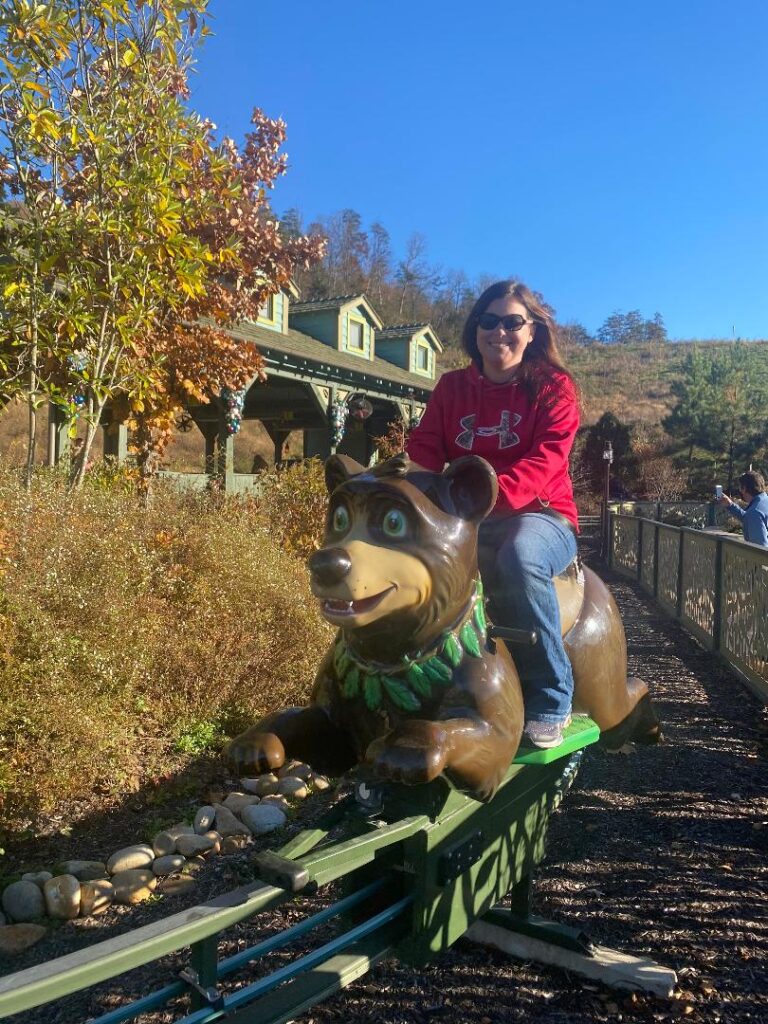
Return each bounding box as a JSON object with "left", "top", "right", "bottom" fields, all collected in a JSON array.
[{"left": 225, "top": 454, "right": 660, "bottom": 799}]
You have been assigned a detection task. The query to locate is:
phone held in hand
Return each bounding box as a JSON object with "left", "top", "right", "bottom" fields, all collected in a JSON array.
[{"left": 715, "top": 485, "right": 723, "bottom": 499}]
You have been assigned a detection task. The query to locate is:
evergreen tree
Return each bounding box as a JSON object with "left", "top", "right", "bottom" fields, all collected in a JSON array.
[
  {"left": 663, "top": 344, "right": 768, "bottom": 489},
  {"left": 582, "top": 412, "right": 635, "bottom": 495},
  {"left": 644, "top": 312, "right": 667, "bottom": 344},
  {"left": 597, "top": 311, "right": 627, "bottom": 344}
]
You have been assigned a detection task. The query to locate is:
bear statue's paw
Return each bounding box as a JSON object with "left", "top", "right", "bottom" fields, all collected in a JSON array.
[
  {"left": 365, "top": 720, "right": 449, "bottom": 786},
  {"left": 224, "top": 729, "right": 285, "bottom": 776}
]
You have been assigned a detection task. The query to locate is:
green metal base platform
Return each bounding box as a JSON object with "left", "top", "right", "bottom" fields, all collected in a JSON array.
[{"left": 513, "top": 715, "right": 600, "bottom": 765}]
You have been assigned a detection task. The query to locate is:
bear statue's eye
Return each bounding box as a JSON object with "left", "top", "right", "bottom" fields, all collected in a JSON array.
[
  {"left": 331, "top": 504, "right": 350, "bottom": 534},
  {"left": 382, "top": 508, "right": 407, "bottom": 538}
]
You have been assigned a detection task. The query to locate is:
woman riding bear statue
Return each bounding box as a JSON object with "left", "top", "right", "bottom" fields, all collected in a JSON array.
[{"left": 225, "top": 281, "right": 661, "bottom": 798}]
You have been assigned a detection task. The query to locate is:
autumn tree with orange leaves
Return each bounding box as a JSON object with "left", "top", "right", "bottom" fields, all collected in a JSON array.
[{"left": 0, "top": 0, "right": 323, "bottom": 488}]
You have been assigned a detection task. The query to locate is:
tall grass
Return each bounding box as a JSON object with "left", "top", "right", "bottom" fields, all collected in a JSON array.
[{"left": 0, "top": 465, "right": 333, "bottom": 833}]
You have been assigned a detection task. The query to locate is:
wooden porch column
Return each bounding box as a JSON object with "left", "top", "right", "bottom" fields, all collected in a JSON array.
[
  {"left": 102, "top": 421, "right": 128, "bottom": 462},
  {"left": 265, "top": 426, "right": 291, "bottom": 466},
  {"left": 197, "top": 421, "right": 218, "bottom": 478},
  {"left": 47, "top": 402, "right": 69, "bottom": 468},
  {"left": 216, "top": 405, "right": 234, "bottom": 492}
]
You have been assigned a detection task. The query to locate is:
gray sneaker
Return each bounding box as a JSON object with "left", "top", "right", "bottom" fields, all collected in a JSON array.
[{"left": 523, "top": 715, "right": 572, "bottom": 749}]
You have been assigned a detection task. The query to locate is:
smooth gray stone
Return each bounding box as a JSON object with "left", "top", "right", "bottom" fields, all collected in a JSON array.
[
  {"left": 241, "top": 803, "right": 287, "bottom": 835},
  {"left": 152, "top": 832, "right": 178, "bottom": 857},
  {"left": 58, "top": 860, "right": 107, "bottom": 882},
  {"left": 193, "top": 806, "right": 216, "bottom": 834},
  {"left": 212, "top": 804, "right": 251, "bottom": 837},
  {"left": 277, "top": 776, "right": 308, "bottom": 799},
  {"left": 152, "top": 855, "right": 186, "bottom": 876},
  {"left": 1, "top": 881, "right": 45, "bottom": 923},
  {"left": 175, "top": 834, "right": 215, "bottom": 858},
  {"left": 106, "top": 844, "right": 155, "bottom": 875},
  {"left": 241, "top": 774, "right": 278, "bottom": 796},
  {"left": 222, "top": 793, "right": 260, "bottom": 814},
  {"left": 21, "top": 871, "right": 54, "bottom": 889}
]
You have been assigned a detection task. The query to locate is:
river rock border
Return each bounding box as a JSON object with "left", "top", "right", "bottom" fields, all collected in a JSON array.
[{"left": 0, "top": 761, "right": 330, "bottom": 955}]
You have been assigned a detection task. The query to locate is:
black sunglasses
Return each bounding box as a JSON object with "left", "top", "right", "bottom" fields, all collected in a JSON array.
[{"left": 476, "top": 313, "right": 534, "bottom": 332}]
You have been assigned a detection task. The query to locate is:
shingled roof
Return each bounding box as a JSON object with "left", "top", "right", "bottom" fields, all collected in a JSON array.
[
  {"left": 289, "top": 296, "right": 358, "bottom": 313},
  {"left": 376, "top": 322, "right": 444, "bottom": 352},
  {"left": 228, "top": 319, "right": 435, "bottom": 397},
  {"left": 376, "top": 323, "right": 428, "bottom": 339}
]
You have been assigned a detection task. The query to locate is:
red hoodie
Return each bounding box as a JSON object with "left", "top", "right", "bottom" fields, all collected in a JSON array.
[{"left": 406, "top": 363, "right": 579, "bottom": 526}]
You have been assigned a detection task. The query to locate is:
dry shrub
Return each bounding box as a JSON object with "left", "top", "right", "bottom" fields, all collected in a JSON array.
[
  {"left": 0, "top": 465, "right": 333, "bottom": 832},
  {"left": 256, "top": 458, "right": 329, "bottom": 558}
]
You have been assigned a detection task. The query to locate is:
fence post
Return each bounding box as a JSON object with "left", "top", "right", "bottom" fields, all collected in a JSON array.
[
  {"left": 676, "top": 529, "right": 685, "bottom": 620},
  {"left": 607, "top": 512, "right": 614, "bottom": 568},
  {"left": 653, "top": 524, "right": 660, "bottom": 598},
  {"left": 712, "top": 537, "right": 724, "bottom": 651},
  {"left": 637, "top": 519, "right": 644, "bottom": 582},
  {"left": 189, "top": 935, "right": 220, "bottom": 1010}
]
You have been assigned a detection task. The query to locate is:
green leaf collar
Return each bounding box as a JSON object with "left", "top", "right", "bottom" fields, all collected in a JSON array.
[{"left": 334, "top": 579, "right": 487, "bottom": 713}]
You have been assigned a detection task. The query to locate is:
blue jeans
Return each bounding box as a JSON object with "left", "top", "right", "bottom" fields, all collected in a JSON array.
[{"left": 478, "top": 513, "right": 577, "bottom": 724}]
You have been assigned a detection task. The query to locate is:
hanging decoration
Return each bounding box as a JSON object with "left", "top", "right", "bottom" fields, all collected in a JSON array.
[
  {"left": 347, "top": 394, "right": 373, "bottom": 421},
  {"left": 66, "top": 351, "right": 88, "bottom": 409},
  {"left": 330, "top": 397, "right": 348, "bottom": 449},
  {"left": 220, "top": 387, "right": 246, "bottom": 436}
]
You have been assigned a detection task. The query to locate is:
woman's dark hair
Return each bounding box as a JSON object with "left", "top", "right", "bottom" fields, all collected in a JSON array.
[
  {"left": 460, "top": 280, "right": 572, "bottom": 398},
  {"left": 739, "top": 470, "right": 766, "bottom": 496}
]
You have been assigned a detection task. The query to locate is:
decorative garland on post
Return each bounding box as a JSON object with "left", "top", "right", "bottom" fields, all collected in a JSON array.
[
  {"left": 67, "top": 350, "right": 87, "bottom": 410},
  {"left": 333, "top": 579, "right": 487, "bottom": 712},
  {"left": 330, "top": 397, "right": 348, "bottom": 449},
  {"left": 220, "top": 387, "right": 246, "bottom": 436}
]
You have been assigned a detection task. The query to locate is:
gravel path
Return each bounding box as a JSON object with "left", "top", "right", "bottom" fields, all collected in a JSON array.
[{"left": 2, "top": 553, "right": 767, "bottom": 1024}]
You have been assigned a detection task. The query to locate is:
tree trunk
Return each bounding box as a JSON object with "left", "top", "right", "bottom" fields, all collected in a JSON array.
[
  {"left": 69, "top": 398, "right": 103, "bottom": 489},
  {"left": 24, "top": 236, "right": 41, "bottom": 491},
  {"left": 24, "top": 308, "right": 39, "bottom": 490}
]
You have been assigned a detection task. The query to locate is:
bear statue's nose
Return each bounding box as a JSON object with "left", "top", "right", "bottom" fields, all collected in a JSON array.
[{"left": 308, "top": 547, "right": 352, "bottom": 587}]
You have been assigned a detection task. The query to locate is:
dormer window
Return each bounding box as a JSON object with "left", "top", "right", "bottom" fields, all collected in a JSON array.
[
  {"left": 416, "top": 342, "right": 430, "bottom": 372},
  {"left": 258, "top": 293, "right": 275, "bottom": 323},
  {"left": 348, "top": 316, "right": 365, "bottom": 351}
]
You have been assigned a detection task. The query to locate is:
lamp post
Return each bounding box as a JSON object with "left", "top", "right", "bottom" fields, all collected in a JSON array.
[{"left": 602, "top": 440, "right": 614, "bottom": 561}]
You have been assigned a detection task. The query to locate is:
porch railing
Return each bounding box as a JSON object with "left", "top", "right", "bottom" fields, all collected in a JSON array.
[{"left": 609, "top": 513, "right": 768, "bottom": 704}]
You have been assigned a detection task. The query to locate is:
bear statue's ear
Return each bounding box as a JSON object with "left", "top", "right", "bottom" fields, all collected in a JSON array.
[
  {"left": 443, "top": 456, "right": 498, "bottom": 522},
  {"left": 325, "top": 454, "right": 366, "bottom": 494}
]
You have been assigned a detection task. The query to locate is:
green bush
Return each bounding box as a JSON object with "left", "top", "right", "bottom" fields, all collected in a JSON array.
[{"left": 0, "top": 465, "right": 333, "bottom": 834}]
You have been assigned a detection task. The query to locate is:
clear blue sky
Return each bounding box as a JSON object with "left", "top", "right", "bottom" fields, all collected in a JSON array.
[{"left": 190, "top": 1, "right": 768, "bottom": 340}]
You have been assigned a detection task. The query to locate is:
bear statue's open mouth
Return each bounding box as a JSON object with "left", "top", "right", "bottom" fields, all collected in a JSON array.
[{"left": 321, "top": 585, "right": 396, "bottom": 619}]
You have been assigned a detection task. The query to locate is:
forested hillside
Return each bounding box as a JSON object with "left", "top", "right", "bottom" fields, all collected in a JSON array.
[{"left": 283, "top": 207, "right": 768, "bottom": 499}]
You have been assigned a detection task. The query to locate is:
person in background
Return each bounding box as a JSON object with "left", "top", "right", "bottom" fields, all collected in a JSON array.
[
  {"left": 406, "top": 280, "right": 579, "bottom": 749},
  {"left": 718, "top": 470, "right": 768, "bottom": 547}
]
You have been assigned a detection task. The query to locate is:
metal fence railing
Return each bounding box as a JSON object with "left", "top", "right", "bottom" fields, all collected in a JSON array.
[
  {"left": 609, "top": 514, "right": 768, "bottom": 704},
  {"left": 607, "top": 500, "right": 736, "bottom": 531}
]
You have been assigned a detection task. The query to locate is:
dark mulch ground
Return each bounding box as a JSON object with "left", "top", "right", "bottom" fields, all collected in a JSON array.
[{"left": 2, "top": 548, "right": 767, "bottom": 1023}]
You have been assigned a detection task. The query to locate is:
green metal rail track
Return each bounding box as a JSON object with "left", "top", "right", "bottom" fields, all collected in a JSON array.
[{"left": 0, "top": 719, "right": 599, "bottom": 1023}]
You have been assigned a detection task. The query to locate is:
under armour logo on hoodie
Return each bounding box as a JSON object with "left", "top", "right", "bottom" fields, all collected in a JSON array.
[{"left": 456, "top": 411, "right": 522, "bottom": 450}]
